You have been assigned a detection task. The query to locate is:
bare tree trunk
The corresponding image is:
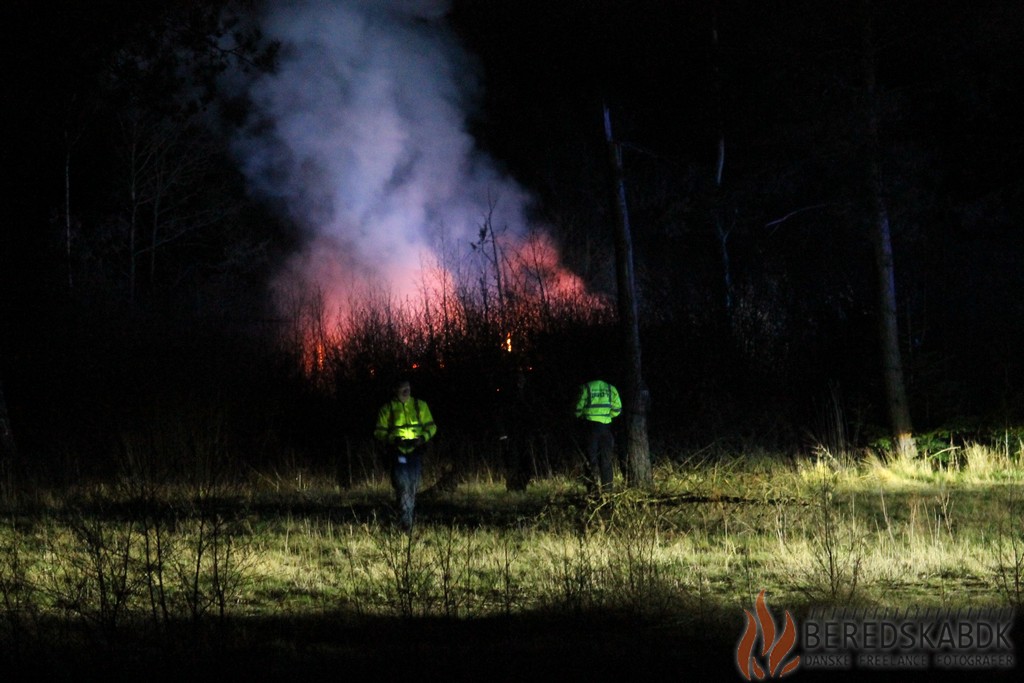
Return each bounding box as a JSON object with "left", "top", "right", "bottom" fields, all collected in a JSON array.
[
  {"left": 863, "top": 2, "right": 917, "bottom": 460},
  {"left": 125, "top": 117, "right": 140, "bottom": 306},
  {"left": 603, "top": 103, "right": 651, "bottom": 486},
  {"left": 64, "top": 145, "right": 74, "bottom": 292},
  {"left": 711, "top": 14, "right": 734, "bottom": 314},
  {"left": 62, "top": 106, "right": 89, "bottom": 294},
  {"left": 0, "top": 374, "right": 17, "bottom": 496},
  {"left": 475, "top": 199, "right": 506, "bottom": 333}
]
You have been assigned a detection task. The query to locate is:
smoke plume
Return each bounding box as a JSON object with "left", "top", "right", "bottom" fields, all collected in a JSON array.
[{"left": 230, "top": 0, "right": 547, "bottom": 326}]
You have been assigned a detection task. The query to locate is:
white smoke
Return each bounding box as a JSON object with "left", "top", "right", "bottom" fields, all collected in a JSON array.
[{"left": 230, "top": 0, "right": 536, "bottom": 322}]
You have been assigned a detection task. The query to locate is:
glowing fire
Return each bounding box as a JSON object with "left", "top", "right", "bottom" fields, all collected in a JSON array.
[
  {"left": 284, "top": 227, "right": 611, "bottom": 379},
  {"left": 301, "top": 339, "right": 328, "bottom": 377}
]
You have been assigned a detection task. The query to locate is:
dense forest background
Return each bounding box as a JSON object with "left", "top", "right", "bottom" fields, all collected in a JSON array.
[{"left": 2, "top": 0, "right": 1023, "bottom": 484}]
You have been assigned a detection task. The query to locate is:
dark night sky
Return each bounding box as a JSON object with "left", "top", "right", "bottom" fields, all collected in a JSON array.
[
  {"left": 455, "top": 0, "right": 1022, "bottom": 200},
  {"left": 4, "top": 0, "right": 1021, "bottom": 242}
]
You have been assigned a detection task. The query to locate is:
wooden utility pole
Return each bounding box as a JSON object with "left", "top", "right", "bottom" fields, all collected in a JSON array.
[{"left": 603, "top": 104, "right": 652, "bottom": 486}]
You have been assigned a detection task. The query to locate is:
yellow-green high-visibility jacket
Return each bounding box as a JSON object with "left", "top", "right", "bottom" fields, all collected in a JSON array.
[
  {"left": 575, "top": 380, "right": 622, "bottom": 424},
  {"left": 374, "top": 397, "right": 437, "bottom": 454}
]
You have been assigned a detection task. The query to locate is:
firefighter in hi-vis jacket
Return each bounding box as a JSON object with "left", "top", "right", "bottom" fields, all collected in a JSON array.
[
  {"left": 574, "top": 378, "right": 622, "bottom": 493},
  {"left": 374, "top": 379, "right": 437, "bottom": 530}
]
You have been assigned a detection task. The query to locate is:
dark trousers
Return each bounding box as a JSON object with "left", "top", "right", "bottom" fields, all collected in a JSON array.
[
  {"left": 390, "top": 448, "right": 423, "bottom": 529},
  {"left": 501, "top": 436, "right": 533, "bottom": 491},
  {"left": 580, "top": 420, "right": 615, "bottom": 492}
]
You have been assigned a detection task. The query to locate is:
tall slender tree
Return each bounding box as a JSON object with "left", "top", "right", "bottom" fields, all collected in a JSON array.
[
  {"left": 603, "top": 104, "right": 651, "bottom": 486},
  {"left": 0, "top": 371, "right": 16, "bottom": 496},
  {"left": 862, "top": 1, "right": 917, "bottom": 460}
]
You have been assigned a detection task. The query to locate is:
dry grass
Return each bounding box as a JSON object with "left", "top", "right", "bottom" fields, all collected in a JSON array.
[{"left": 0, "top": 440, "right": 1022, "bottom": 676}]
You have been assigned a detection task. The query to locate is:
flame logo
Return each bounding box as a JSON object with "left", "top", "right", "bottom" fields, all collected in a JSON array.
[{"left": 736, "top": 590, "right": 801, "bottom": 679}]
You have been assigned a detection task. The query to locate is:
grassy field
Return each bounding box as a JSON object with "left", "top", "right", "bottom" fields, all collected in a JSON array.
[{"left": 1, "top": 444, "right": 1023, "bottom": 680}]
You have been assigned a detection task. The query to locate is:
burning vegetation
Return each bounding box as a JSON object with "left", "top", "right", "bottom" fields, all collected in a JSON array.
[{"left": 280, "top": 227, "right": 613, "bottom": 386}]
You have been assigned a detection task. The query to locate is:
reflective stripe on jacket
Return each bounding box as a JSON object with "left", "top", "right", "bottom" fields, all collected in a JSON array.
[
  {"left": 374, "top": 398, "right": 437, "bottom": 453},
  {"left": 575, "top": 380, "right": 621, "bottom": 424}
]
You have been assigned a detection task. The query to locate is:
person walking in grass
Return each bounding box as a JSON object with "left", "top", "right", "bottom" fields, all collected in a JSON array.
[
  {"left": 574, "top": 378, "right": 622, "bottom": 494},
  {"left": 496, "top": 367, "right": 539, "bottom": 492},
  {"left": 374, "top": 379, "right": 437, "bottom": 531}
]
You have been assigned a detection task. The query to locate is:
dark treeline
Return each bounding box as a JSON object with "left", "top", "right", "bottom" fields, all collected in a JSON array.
[
  {"left": 2, "top": 0, "right": 1023, "bottom": 485},
  {"left": 454, "top": 0, "right": 1024, "bottom": 449}
]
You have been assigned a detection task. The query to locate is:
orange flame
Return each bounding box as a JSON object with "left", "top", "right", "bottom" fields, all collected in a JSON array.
[
  {"left": 301, "top": 340, "right": 327, "bottom": 377},
  {"left": 736, "top": 590, "right": 800, "bottom": 679},
  {"left": 281, "top": 227, "right": 611, "bottom": 381}
]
